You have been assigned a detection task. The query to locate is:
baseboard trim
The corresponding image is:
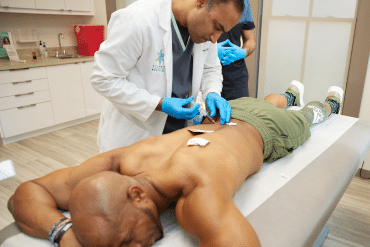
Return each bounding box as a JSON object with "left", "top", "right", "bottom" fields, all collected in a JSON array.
[
  {"left": 356, "top": 168, "right": 370, "bottom": 179},
  {"left": 0, "top": 114, "right": 100, "bottom": 145}
]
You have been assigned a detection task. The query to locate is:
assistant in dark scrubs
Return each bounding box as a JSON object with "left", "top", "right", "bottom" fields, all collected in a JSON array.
[{"left": 218, "top": 0, "right": 256, "bottom": 100}]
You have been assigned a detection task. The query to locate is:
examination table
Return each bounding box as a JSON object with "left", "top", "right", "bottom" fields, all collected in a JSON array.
[{"left": 1, "top": 110, "right": 370, "bottom": 247}]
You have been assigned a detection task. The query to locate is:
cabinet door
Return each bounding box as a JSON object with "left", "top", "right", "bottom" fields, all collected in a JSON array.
[
  {"left": 47, "top": 64, "right": 86, "bottom": 124},
  {"left": 0, "top": 102, "right": 55, "bottom": 138},
  {"left": 80, "top": 62, "right": 104, "bottom": 116},
  {"left": 64, "top": 0, "right": 92, "bottom": 12},
  {"left": 34, "top": 0, "right": 65, "bottom": 10},
  {"left": 0, "top": 0, "right": 35, "bottom": 9}
]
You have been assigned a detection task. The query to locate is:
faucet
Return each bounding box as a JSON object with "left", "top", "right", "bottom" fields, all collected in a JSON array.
[{"left": 57, "top": 33, "right": 65, "bottom": 57}]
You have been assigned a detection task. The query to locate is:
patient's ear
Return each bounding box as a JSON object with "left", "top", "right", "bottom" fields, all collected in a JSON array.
[{"left": 127, "top": 186, "right": 148, "bottom": 205}]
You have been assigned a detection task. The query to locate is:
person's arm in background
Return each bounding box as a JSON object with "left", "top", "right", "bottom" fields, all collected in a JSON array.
[
  {"left": 241, "top": 28, "right": 256, "bottom": 58},
  {"left": 240, "top": 0, "right": 256, "bottom": 58}
]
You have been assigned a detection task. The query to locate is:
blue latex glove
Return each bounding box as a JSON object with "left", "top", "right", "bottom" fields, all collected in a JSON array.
[
  {"left": 206, "top": 93, "right": 231, "bottom": 125},
  {"left": 217, "top": 39, "right": 246, "bottom": 66},
  {"left": 162, "top": 96, "right": 200, "bottom": 120},
  {"left": 217, "top": 40, "right": 234, "bottom": 65}
]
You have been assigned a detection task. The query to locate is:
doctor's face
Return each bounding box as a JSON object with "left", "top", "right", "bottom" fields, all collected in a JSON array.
[{"left": 187, "top": 0, "right": 241, "bottom": 44}]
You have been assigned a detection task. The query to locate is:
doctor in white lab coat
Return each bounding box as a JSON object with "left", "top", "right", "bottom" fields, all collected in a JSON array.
[{"left": 91, "top": 0, "right": 244, "bottom": 153}]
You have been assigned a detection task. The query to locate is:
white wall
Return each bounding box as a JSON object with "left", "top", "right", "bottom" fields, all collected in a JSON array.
[
  {"left": 116, "top": 0, "right": 137, "bottom": 9},
  {"left": 0, "top": 0, "right": 107, "bottom": 49},
  {"left": 116, "top": 0, "right": 126, "bottom": 10},
  {"left": 359, "top": 52, "right": 370, "bottom": 170},
  {"left": 125, "top": 0, "right": 137, "bottom": 6},
  {"left": 258, "top": 0, "right": 357, "bottom": 105}
]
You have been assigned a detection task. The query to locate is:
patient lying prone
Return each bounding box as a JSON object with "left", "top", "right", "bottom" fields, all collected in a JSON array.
[{"left": 7, "top": 83, "right": 343, "bottom": 247}]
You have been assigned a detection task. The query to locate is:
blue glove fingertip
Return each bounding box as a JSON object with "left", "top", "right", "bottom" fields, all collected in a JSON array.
[
  {"left": 226, "top": 105, "right": 231, "bottom": 123},
  {"left": 187, "top": 95, "right": 195, "bottom": 102}
]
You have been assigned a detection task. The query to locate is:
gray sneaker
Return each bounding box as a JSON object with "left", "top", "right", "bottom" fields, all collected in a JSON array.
[
  {"left": 286, "top": 80, "right": 305, "bottom": 107},
  {"left": 325, "top": 86, "right": 344, "bottom": 114}
]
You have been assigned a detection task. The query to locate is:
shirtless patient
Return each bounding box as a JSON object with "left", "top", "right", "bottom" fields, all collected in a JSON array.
[{"left": 8, "top": 82, "right": 343, "bottom": 247}]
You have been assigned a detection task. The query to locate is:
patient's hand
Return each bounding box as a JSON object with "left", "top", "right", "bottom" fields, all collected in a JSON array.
[{"left": 59, "top": 229, "right": 82, "bottom": 247}]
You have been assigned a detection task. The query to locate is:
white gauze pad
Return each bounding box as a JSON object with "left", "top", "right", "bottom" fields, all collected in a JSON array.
[{"left": 187, "top": 138, "right": 210, "bottom": 147}]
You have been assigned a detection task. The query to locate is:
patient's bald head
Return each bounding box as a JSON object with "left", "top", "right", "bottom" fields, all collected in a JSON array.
[{"left": 69, "top": 171, "right": 163, "bottom": 247}]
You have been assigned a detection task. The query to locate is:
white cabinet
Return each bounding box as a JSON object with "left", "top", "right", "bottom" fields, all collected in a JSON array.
[
  {"left": 0, "top": 67, "right": 55, "bottom": 138},
  {"left": 80, "top": 62, "right": 104, "bottom": 116},
  {"left": 0, "top": 0, "right": 35, "bottom": 9},
  {"left": 0, "top": 102, "right": 55, "bottom": 138},
  {"left": 0, "top": 61, "right": 102, "bottom": 141},
  {"left": 65, "top": 0, "right": 93, "bottom": 12},
  {"left": 47, "top": 64, "right": 87, "bottom": 124},
  {"left": 0, "top": 0, "right": 94, "bottom": 15},
  {"left": 34, "top": 0, "right": 65, "bottom": 11},
  {"left": 34, "top": 0, "right": 93, "bottom": 12}
]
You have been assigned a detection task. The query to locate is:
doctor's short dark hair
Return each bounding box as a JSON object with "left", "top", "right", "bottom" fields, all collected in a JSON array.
[{"left": 206, "top": 0, "right": 245, "bottom": 14}]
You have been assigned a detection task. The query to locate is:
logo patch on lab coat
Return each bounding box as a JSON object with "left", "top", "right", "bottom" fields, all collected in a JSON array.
[{"left": 152, "top": 49, "right": 165, "bottom": 72}]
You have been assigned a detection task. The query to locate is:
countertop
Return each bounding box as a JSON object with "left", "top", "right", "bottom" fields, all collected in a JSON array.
[{"left": 0, "top": 56, "right": 95, "bottom": 71}]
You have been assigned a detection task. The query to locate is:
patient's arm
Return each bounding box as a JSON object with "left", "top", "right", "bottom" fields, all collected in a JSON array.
[
  {"left": 7, "top": 152, "right": 121, "bottom": 246},
  {"left": 175, "top": 183, "right": 261, "bottom": 247}
]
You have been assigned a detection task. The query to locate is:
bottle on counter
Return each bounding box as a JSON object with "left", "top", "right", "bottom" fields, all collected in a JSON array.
[
  {"left": 43, "top": 42, "right": 49, "bottom": 58},
  {"left": 39, "top": 41, "right": 45, "bottom": 58}
]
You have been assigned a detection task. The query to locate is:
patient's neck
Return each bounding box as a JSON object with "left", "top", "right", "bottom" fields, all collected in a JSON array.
[{"left": 135, "top": 177, "right": 170, "bottom": 213}]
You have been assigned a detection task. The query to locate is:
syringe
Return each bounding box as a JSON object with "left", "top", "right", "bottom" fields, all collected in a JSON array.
[{"left": 198, "top": 105, "right": 216, "bottom": 124}]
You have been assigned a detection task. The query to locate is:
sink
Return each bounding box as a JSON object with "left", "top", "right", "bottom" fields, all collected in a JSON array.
[{"left": 56, "top": 55, "right": 80, "bottom": 59}]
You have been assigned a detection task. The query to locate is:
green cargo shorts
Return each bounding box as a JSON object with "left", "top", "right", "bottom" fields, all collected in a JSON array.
[{"left": 229, "top": 97, "right": 311, "bottom": 163}]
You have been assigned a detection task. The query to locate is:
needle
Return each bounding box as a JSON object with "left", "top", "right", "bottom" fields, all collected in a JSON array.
[
  {"left": 199, "top": 107, "right": 216, "bottom": 124},
  {"left": 204, "top": 114, "right": 216, "bottom": 124}
]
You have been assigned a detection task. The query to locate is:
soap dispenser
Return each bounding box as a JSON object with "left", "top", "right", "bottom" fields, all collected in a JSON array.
[
  {"left": 43, "top": 42, "right": 49, "bottom": 58},
  {"left": 39, "top": 41, "right": 45, "bottom": 58}
]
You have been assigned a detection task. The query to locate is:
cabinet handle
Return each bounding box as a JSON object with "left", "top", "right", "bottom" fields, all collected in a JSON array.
[
  {"left": 18, "top": 104, "right": 36, "bottom": 109},
  {"left": 15, "top": 92, "right": 34, "bottom": 97},
  {"left": 12, "top": 80, "right": 32, "bottom": 85}
]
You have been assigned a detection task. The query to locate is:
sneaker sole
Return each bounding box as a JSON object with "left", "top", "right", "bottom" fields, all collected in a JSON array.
[{"left": 327, "top": 86, "right": 344, "bottom": 114}]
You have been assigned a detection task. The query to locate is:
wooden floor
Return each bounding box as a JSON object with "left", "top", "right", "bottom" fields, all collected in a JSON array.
[{"left": 1, "top": 119, "right": 370, "bottom": 246}]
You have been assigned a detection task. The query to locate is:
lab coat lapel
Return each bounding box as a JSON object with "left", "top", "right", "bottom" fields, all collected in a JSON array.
[
  {"left": 191, "top": 44, "right": 204, "bottom": 98},
  {"left": 163, "top": 33, "right": 173, "bottom": 98},
  {"left": 159, "top": 2, "right": 173, "bottom": 98}
]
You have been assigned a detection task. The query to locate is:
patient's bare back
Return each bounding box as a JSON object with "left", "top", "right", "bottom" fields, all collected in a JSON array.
[{"left": 118, "top": 119, "right": 264, "bottom": 198}]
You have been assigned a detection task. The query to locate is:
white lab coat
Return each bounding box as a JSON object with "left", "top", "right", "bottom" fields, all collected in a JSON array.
[{"left": 91, "top": 0, "right": 223, "bottom": 153}]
